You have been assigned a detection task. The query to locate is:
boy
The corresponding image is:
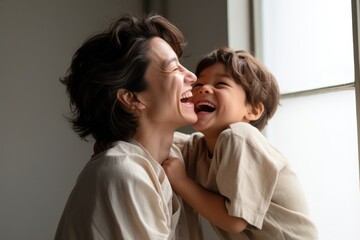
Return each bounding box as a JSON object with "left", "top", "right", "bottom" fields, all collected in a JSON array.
[{"left": 163, "top": 48, "right": 318, "bottom": 239}]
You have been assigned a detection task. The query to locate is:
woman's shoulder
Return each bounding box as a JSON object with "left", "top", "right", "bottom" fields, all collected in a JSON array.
[{"left": 87, "top": 141, "right": 160, "bottom": 179}]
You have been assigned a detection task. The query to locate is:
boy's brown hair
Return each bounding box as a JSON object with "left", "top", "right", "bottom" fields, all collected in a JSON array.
[{"left": 195, "top": 48, "right": 280, "bottom": 130}]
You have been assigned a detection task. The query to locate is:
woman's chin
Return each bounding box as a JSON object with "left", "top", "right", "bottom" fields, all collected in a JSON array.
[{"left": 184, "top": 113, "right": 198, "bottom": 125}]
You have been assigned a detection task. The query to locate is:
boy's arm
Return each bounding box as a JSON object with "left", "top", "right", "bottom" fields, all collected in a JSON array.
[{"left": 162, "top": 157, "right": 248, "bottom": 233}]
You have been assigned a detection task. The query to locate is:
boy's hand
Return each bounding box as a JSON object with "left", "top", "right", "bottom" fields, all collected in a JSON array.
[{"left": 162, "top": 157, "right": 188, "bottom": 190}]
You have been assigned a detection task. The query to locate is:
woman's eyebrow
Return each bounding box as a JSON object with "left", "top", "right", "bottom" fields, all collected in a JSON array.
[{"left": 163, "top": 57, "right": 178, "bottom": 68}]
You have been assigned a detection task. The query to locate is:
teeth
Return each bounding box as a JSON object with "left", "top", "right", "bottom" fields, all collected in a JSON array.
[
  {"left": 196, "top": 102, "right": 216, "bottom": 108},
  {"left": 181, "top": 91, "right": 193, "bottom": 99}
]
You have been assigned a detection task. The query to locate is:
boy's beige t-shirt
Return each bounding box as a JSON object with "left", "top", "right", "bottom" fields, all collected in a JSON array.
[
  {"left": 174, "top": 122, "right": 318, "bottom": 240},
  {"left": 55, "top": 139, "right": 203, "bottom": 240}
]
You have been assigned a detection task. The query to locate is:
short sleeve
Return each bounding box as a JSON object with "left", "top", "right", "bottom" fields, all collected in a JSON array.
[{"left": 214, "top": 123, "right": 284, "bottom": 229}]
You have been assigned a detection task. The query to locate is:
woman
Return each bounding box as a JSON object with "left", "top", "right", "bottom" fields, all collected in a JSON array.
[{"left": 55, "top": 13, "right": 202, "bottom": 240}]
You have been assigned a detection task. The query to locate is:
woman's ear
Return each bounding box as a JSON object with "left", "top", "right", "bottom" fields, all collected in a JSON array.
[
  {"left": 245, "top": 103, "right": 264, "bottom": 121},
  {"left": 116, "top": 89, "right": 145, "bottom": 110}
]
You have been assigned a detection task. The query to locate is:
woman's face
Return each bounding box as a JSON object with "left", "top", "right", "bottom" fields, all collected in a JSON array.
[{"left": 137, "top": 37, "right": 197, "bottom": 129}]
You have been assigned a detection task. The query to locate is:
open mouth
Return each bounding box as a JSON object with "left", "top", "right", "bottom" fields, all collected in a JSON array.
[
  {"left": 195, "top": 102, "right": 216, "bottom": 113},
  {"left": 180, "top": 91, "right": 192, "bottom": 103}
]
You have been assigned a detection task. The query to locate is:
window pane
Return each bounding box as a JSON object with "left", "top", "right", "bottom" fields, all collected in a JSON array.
[
  {"left": 262, "top": 0, "right": 353, "bottom": 93},
  {"left": 265, "top": 90, "right": 360, "bottom": 239}
]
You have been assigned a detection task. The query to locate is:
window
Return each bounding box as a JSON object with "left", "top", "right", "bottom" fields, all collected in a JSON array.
[{"left": 253, "top": 0, "right": 360, "bottom": 239}]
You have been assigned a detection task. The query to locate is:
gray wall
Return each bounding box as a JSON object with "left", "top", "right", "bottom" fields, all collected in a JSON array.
[
  {"left": 0, "top": 1, "right": 249, "bottom": 239},
  {"left": 167, "top": 1, "right": 229, "bottom": 72}
]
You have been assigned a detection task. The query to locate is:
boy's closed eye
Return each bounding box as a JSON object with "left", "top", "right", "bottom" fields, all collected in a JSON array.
[
  {"left": 192, "top": 83, "right": 203, "bottom": 88},
  {"left": 216, "top": 82, "right": 230, "bottom": 87}
]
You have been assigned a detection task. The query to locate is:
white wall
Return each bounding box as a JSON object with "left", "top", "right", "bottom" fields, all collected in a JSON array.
[{"left": 0, "top": 1, "right": 250, "bottom": 239}]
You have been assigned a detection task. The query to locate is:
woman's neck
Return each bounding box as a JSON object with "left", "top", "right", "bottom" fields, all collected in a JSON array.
[{"left": 133, "top": 125, "right": 174, "bottom": 164}]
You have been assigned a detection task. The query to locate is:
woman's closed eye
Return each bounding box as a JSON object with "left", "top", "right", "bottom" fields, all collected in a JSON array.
[{"left": 162, "top": 66, "right": 179, "bottom": 74}]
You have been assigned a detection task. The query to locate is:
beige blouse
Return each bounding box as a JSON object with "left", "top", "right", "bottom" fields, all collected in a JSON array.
[
  {"left": 174, "top": 122, "right": 318, "bottom": 240},
  {"left": 55, "top": 139, "right": 202, "bottom": 240}
]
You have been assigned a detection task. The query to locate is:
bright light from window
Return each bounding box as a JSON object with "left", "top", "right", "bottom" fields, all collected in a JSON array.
[
  {"left": 261, "top": 0, "right": 360, "bottom": 239},
  {"left": 266, "top": 91, "right": 360, "bottom": 240},
  {"left": 262, "top": 0, "right": 354, "bottom": 93}
]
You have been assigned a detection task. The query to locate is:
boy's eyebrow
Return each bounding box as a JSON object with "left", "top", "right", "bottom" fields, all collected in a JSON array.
[
  {"left": 198, "top": 72, "right": 231, "bottom": 78},
  {"left": 215, "top": 73, "right": 231, "bottom": 78}
]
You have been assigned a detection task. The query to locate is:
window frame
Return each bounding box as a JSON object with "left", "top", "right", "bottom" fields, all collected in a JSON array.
[
  {"left": 251, "top": 0, "right": 360, "bottom": 185},
  {"left": 352, "top": 0, "right": 360, "bottom": 183}
]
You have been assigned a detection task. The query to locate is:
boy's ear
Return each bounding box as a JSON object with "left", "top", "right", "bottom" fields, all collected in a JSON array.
[
  {"left": 245, "top": 103, "right": 264, "bottom": 121},
  {"left": 116, "top": 89, "right": 145, "bottom": 110}
]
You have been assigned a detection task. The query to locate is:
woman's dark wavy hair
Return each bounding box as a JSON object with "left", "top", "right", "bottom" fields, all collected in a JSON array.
[
  {"left": 61, "top": 13, "right": 185, "bottom": 143},
  {"left": 195, "top": 48, "right": 280, "bottom": 131}
]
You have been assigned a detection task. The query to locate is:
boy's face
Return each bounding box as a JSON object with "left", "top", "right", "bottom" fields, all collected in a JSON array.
[{"left": 191, "top": 63, "right": 253, "bottom": 137}]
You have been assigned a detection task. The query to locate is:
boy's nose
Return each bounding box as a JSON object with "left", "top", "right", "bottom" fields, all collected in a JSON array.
[{"left": 199, "top": 85, "right": 212, "bottom": 94}]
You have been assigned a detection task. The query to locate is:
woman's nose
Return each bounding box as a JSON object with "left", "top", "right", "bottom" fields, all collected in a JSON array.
[
  {"left": 184, "top": 67, "right": 196, "bottom": 84},
  {"left": 187, "top": 72, "right": 197, "bottom": 84}
]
